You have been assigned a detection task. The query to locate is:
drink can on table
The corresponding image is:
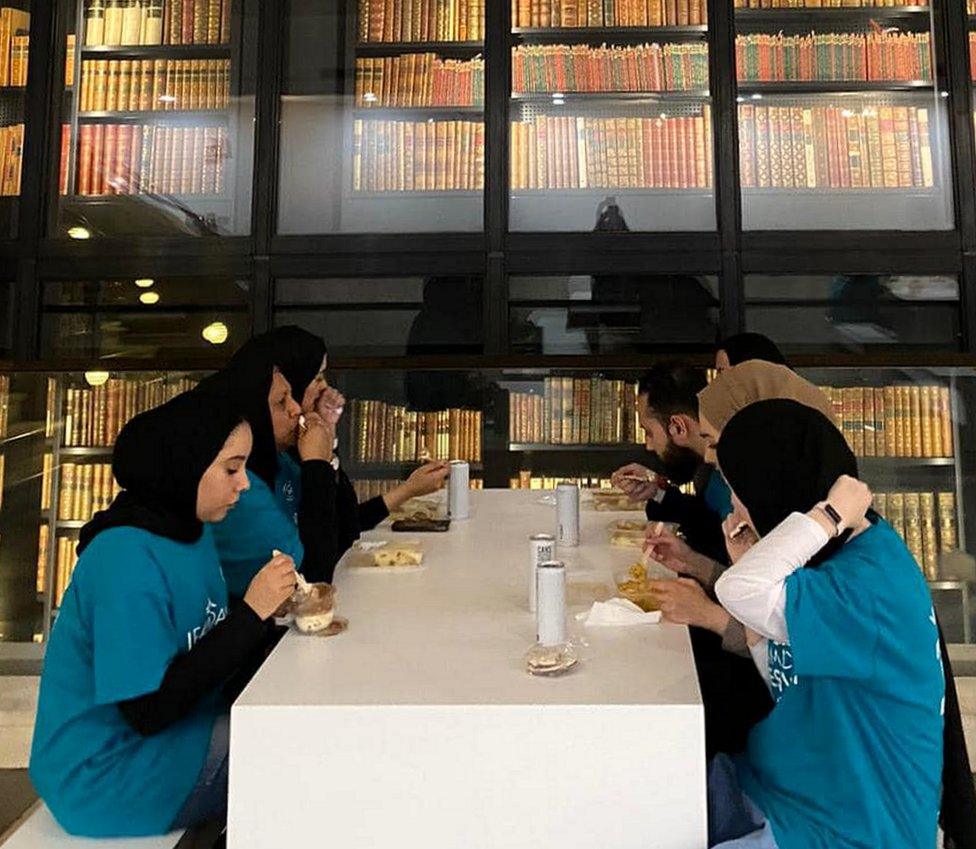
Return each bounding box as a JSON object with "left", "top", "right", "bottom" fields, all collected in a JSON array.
[
  {"left": 448, "top": 460, "right": 470, "bottom": 520},
  {"left": 536, "top": 560, "right": 566, "bottom": 646},
  {"left": 528, "top": 533, "right": 555, "bottom": 612},
  {"left": 556, "top": 481, "right": 580, "bottom": 547}
]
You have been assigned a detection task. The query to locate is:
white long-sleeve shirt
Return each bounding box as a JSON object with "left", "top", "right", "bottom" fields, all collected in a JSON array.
[{"left": 715, "top": 512, "right": 830, "bottom": 682}]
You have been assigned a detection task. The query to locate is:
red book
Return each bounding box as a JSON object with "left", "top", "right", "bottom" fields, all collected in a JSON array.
[
  {"left": 91, "top": 124, "right": 105, "bottom": 195},
  {"left": 114, "top": 124, "right": 131, "bottom": 194},
  {"left": 128, "top": 125, "right": 142, "bottom": 193},
  {"left": 59, "top": 124, "right": 71, "bottom": 195},
  {"left": 77, "top": 125, "right": 93, "bottom": 195},
  {"left": 183, "top": 0, "right": 195, "bottom": 44},
  {"left": 102, "top": 124, "right": 118, "bottom": 193}
]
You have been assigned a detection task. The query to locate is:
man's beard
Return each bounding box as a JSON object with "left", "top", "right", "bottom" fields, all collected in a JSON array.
[{"left": 657, "top": 440, "right": 701, "bottom": 485}]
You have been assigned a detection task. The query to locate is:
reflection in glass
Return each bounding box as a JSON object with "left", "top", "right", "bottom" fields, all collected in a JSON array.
[
  {"left": 53, "top": 0, "right": 256, "bottom": 237},
  {"left": 509, "top": 274, "right": 719, "bottom": 353},
  {"left": 40, "top": 277, "right": 251, "bottom": 359},
  {"left": 278, "top": 0, "right": 484, "bottom": 234},
  {"left": 745, "top": 274, "right": 960, "bottom": 352}
]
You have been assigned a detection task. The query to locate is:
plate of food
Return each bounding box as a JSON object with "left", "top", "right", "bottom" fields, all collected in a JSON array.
[
  {"left": 608, "top": 519, "right": 647, "bottom": 548},
  {"left": 585, "top": 489, "right": 646, "bottom": 512},
  {"left": 345, "top": 539, "right": 426, "bottom": 572},
  {"left": 614, "top": 562, "right": 668, "bottom": 612}
]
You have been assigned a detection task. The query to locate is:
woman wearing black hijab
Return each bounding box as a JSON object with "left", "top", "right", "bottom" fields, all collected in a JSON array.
[
  {"left": 29, "top": 391, "right": 297, "bottom": 837},
  {"left": 707, "top": 400, "right": 961, "bottom": 849},
  {"left": 208, "top": 326, "right": 450, "bottom": 597},
  {"left": 715, "top": 333, "right": 788, "bottom": 373}
]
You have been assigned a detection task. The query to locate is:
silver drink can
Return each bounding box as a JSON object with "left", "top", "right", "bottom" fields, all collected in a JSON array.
[
  {"left": 536, "top": 560, "right": 566, "bottom": 646},
  {"left": 528, "top": 533, "right": 556, "bottom": 612},
  {"left": 556, "top": 481, "right": 580, "bottom": 547},
  {"left": 448, "top": 460, "right": 470, "bottom": 520}
]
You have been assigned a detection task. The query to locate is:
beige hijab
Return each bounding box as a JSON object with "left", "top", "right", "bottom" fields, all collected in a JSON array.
[{"left": 698, "top": 359, "right": 835, "bottom": 433}]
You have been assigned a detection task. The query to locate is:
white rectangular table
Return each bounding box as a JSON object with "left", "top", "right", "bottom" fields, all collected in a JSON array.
[{"left": 228, "top": 489, "right": 706, "bottom": 849}]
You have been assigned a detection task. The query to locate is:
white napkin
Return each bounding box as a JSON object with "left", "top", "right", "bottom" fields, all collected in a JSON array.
[{"left": 577, "top": 597, "right": 661, "bottom": 626}]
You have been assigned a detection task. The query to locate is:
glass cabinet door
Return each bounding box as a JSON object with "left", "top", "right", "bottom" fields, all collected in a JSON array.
[{"left": 0, "top": 0, "right": 32, "bottom": 238}]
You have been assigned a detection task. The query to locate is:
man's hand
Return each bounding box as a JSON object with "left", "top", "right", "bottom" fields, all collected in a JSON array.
[{"left": 611, "top": 463, "right": 659, "bottom": 502}]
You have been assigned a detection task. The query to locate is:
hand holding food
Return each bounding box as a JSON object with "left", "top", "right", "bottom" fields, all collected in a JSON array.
[
  {"left": 316, "top": 385, "right": 346, "bottom": 426},
  {"left": 244, "top": 553, "right": 298, "bottom": 620},
  {"left": 404, "top": 461, "right": 451, "bottom": 498},
  {"left": 611, "top": 463, "right": 659, "bottom": 502},
  {"left": 297, "top": 411, "right": 332, "bottom": 462},
  {"left": 647, "top": 577, "right": 730, "bottom": 634}
]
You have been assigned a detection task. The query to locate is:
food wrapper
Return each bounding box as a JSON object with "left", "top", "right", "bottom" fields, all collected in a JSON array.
[
  {"left": 388, "top": 493, "right": 445, "bottom": 522},
  {"left": 292, "top": 583, "right": 336, "bottom": 633},
  {"left": 348, "top": 539, "right": 425, "bottom": 570},
  {"left": 585, "top": 489, "right": 646, "bottom": 512},
  {"left": 608, "top": 519, "right": 647, "bottom": 548}
]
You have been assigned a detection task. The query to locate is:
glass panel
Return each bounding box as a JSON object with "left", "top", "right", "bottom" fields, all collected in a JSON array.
[
  {"left": 735, "top": 2, "right": 953, "bottom": 230},
  {"left": 509, "top": 274, "right": 719, "bottom": 353},
  {"left": 278, "top": 0, "right": 484, "bottom": 234},
  {"left": 744, "top": 274, "right": 961, "bottom": 352},
  {"left": 0, "top": 280, "right": 12, "bottom": 357},
  {"left": 274, "top": 276, "right": 484, "bottom": 357},
  {"left": 0, "top": 0, "right": 31, "bottom": 238},
  {"left": 40, "top": 276, "right": 251, "bottom": 358},
  {"left": 509, "top": 2, "right": 714, "bottom": 231},
  {"left": 53, "top": 0, "right": 257, "bottom": 238},
  {"left": 0, "top": 370, "right": 208, "bottom": 642}
]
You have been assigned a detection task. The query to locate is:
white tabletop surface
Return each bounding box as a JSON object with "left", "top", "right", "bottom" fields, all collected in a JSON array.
[{"left": 235, "top": 488, "right": 702, "bottom": 709}]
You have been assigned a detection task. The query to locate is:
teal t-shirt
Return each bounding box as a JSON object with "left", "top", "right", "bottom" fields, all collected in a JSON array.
[
  {"left": 738, "top": 518, "right": 944, "bottom": 849},
  {"left": 211, "top": 452, "right": 304, "bottom": 598},
  {"left": 29, "top": 526, "right": 228, "bottom": 837},
  {"left": 703, "top": 468, "right": 733, "bottom": 519}
]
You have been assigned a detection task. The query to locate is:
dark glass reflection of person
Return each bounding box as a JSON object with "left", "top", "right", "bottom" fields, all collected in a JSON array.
[
  {"left": 404, "top": 276, "right": 483, "bottom": 412},
  {"left": 586, "top": 198, "right": 717, "bottom": 352},
  {"left": 828, "top": 275, "right": 896, "bottom": 347}
]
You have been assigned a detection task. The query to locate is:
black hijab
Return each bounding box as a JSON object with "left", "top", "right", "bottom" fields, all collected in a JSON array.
[
  {"left": 718, "top": 399, "right": 976, "bottom": 849},
  {"left": 237, "top": 326, "right": 327, "bottom": 406},
  {"left": 718, "top": 333, "right": 788, "bottom": 368},
  {"left": 77, "top": 390, "right": 245, "bottom": 554},
  {"left": 194, "top": 349, "right": 276, "bottom": 489}
]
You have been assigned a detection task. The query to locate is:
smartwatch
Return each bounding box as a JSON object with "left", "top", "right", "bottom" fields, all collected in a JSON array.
[{"left": 817, "top": 502, "right": 843, "bottom": 536}]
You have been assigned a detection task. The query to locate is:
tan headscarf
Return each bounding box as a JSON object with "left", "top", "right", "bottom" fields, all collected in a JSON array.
[{"left": 698, "top": 359, "right": 836, "bottom": 433}]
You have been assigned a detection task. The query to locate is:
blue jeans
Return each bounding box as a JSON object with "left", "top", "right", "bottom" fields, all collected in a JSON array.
[
  {"left": 708, "top": 754, "right": 779, "bottom": 849},
  {"left": 170, "top": 713, "right": 230, "bottom": 831}
]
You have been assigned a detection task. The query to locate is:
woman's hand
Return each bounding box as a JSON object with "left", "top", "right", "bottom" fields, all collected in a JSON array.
[
  {"left": 647, "top": 578, "right": 731, "bottom": 634},
  {"left": 644, "top": 527, "right": 696, "bottom": 576},
  {"left": 611, "top": 464, "right": 660, "bottom": 502},
  {"left": 404, "top": 462, "right": 451, "bottom": 497},
  {"left": 722, "top": 512, "right": 758, "bottom": 565},
  {"left": 315, "top": 386, "right": 346, "bottom": 427},
  {"left": 244, "top": 553, "right": 297, "bottom": 620},
  {"left": 297, "top": 411, "right": 332, "bottom": 462},
  {"left": 823, "top": 474, "right": 873, "bottom": 531}
]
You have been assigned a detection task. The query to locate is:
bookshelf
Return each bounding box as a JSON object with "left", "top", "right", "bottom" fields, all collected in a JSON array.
[
  {"left": 733, "top": 0, "right": 951, "bottom": 230},
  {"left": 55, "top": 0, "right": 250, "bottom": 238},
  {"left": 0, "top": 3, "right": 30, "bottom": 237}
]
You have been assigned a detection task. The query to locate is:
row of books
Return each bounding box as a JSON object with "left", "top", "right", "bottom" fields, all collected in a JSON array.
[
  {"left": 69, "top": 124, "right": 228, "bottom": 196},
  {"left": 735, "top": 31, "right": 931, "bottom": 83},
  {"left": 355, "top": 55, "right": 485, "bottom": 108},
  {"left": 350, "top": 477, "right": 483, "bottom": 502},
  {"left": 821, "top": 385, "right": 952, "bottom": 458},
  {"left": 511, "top": 0, "right": 707, "bottom": 28},
  {"left": 358, "top": 0, "right": 485, "bottom": 43},
  {"left": 0, "top": 7, "right": 29, "bottom": 88},
  {"left": 352, "top": 119, "right": 485, "bottom": 192},
  {"left": 43, "top": 461, "right": 120, "bottom": 522},
  {"left": 873, "top": 491, "right": 956, "bottom": 582},
  {"left": 738, "top": 104, "right": 934, "bottom": 190},
  {"left": 512, "top": 43, "right": 709, "bottom": 94},
  {"left": 0, "top": 124, "right": 22, "bottom": 197},
  {"left": 84, "top": 0, "right": 231, "bottom": 47},
  {"left": 510, "top": 379, "right": 642, "bottom": 445},
  {"left": 735, "top": 0, "right": 922, "bottom": 8},
  {"left": 510, "top": 474, "right": 614, "bottom": 489},
  {"left": 348, "top": 400, "right": 483, "bottom": 463},
  {"left": 80, "top": 58, "right": 232, "bottom": 113},
  {"left": 511, "top": 111, "right": 713, "bottom": 190},
  {"left": 51, "top": 377, "right": 197, "bottom": 446},
  {"left": 970, "top": 34, "right": 976, "bottom": 83},
  {"left": 36, "top": 527, "right": 79, "bottom": 608}
]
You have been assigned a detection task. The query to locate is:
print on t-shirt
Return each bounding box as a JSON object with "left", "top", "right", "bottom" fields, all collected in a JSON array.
[
  {"left": 767, "top": 641, "right": 798, "bottom": 702},
  {"left": 186, "top": 598, "right": 227, "bottom": 651}
]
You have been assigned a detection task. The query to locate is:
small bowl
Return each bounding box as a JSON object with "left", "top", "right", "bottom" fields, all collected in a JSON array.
[{"left": 293, "top": 583, "right": 336, "bottom": 633}]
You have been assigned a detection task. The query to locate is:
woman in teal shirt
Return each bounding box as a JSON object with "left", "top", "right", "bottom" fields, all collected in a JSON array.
[
  {"left": 207, "top": 327, "right": 450, "bottom": 597},
  {"left": 30, "top": 390, "right": 298, "bottom": 837}
]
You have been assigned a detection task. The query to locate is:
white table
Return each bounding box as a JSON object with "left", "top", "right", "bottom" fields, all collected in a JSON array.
[{"left": 228, "top": 490, "right": 706, "bottom": 849}]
